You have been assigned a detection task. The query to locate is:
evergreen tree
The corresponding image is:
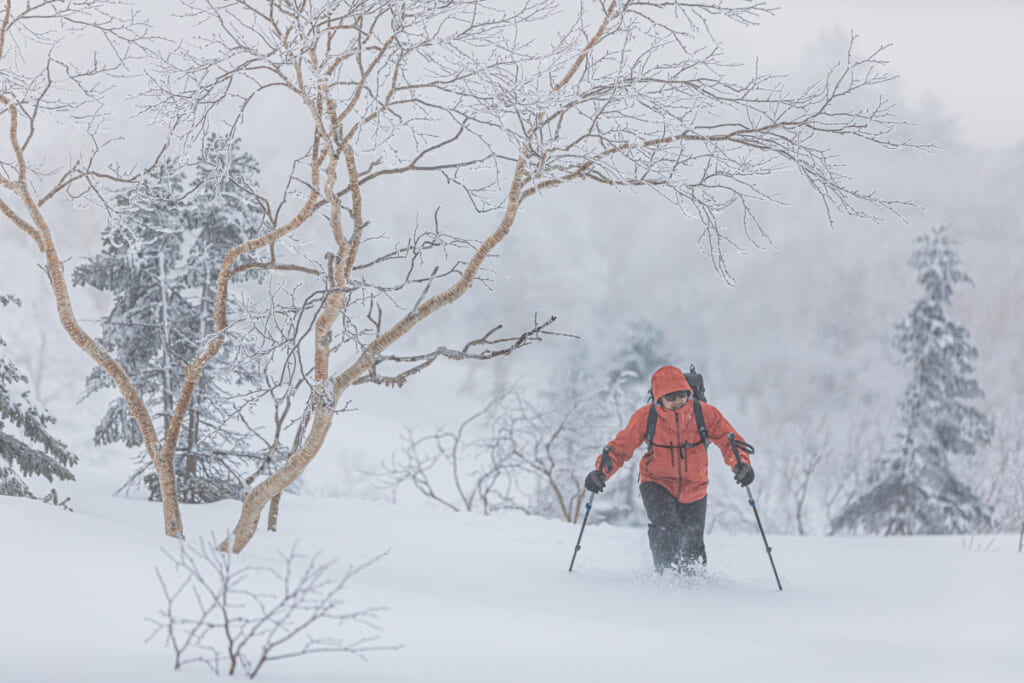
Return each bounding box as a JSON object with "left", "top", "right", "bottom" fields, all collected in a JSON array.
[
  {"left": 0, "top": 295, "right": 77, "bottom": 498},
  {"left": 73, "top": 135, "right": 267, "bottom": 503},
  {"left": 832, "top": 227, "right": 993, "bottom": 535},
  {"left": 606, "top": 320, "right": 675, "bottom": 404},
  {"left": 597, "top": 320, "right": 674, "bottom": 525}
]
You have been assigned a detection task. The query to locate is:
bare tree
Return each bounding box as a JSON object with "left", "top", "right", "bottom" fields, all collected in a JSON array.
[
  {"left": 968, "top": 408, "right": 1024, "bottom": 548},
  {"left": 2, "top": 1, "right": 916, "bottom": 550},
  {"left": 705, "top": 415, "right": 883, "bottom": 536},
  {"left": 186, "top": 0, "right": 911, "bottom": 553},
  {"left": 817, "top": 421, "right": 884, "bottom": 531},
  {"left": 775, "top": 420, "right": 830, "bottom": 535},
  {"left": 374, "top": 392, "right": 520, "bottom": 514},
  {"left": 493, "top": 391, "right": 602, "bottom": 523}
]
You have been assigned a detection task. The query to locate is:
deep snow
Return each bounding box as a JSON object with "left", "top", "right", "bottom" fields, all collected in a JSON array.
[{"left": 2, "top": 488, "right": 1021, "bottom": 683}]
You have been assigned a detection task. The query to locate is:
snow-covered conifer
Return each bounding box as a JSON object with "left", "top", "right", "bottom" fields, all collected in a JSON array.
[
  {"left": 73, "top": 136, "right": 267, "bottom": 503},
  {"left": 832, "top": 227, "right": 993, "bottom": 534},
  {"left": 606, "top": 321, "right": 674, "bottom": 404},
  {"left": 599, "top": 321, "right": 674, "bottom": 525},
  {"left": 0, "top": 294, "right": 77, "bottom": 498}
]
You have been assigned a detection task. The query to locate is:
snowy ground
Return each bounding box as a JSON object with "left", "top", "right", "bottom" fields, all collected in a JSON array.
[{"left": 2, "top": 489, "right": 1021, "bottom": 683}]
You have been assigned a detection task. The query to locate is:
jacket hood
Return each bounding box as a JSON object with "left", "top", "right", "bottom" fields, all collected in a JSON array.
[{"left": 651, "top": 365, "right": 693, "bottom": 402}]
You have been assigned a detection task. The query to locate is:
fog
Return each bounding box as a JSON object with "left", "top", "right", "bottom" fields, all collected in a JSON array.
[{"left": 2, "top": 2, "right": 1020, "bottom": 531}]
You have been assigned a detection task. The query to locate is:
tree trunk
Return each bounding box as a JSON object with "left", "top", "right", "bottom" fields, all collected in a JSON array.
[
  {"left": 184, "top": 279, "right": 210, "bottom": 489},
  {"left": 158, "top": 251, "right": 172, "bottom": 436},
  {"left": 13, "top": 185, "right": 184, "bottom": 537},
  {"left": 222, "top": 407, "right": 335, "bottom": 552},
  {"left": 184, "top": 410, "right": 198, "bottom": 478},
  {"left": 267, "top": 493, "right": 281, "bottom": 532}
]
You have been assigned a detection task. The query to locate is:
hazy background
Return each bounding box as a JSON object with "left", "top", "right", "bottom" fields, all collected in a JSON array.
[{"left": 2, "top": 1, "right": 1021, "bottom": 515}]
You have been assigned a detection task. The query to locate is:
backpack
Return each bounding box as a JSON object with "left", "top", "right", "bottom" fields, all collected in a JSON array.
[{"left": 644, "top": 364, "right": 708, "bottom": 450}]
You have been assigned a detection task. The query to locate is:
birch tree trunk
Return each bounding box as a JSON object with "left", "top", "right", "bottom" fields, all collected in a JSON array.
[
  {"left": 4, "top": 185, "right": 185, "bottom": 536},
  {"left": 267, "top": 494, "right": 281, "bottom": 532}
]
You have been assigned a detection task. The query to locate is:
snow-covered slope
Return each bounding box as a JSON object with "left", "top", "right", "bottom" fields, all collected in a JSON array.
[{"left": 2, "top": 492, "right": 1020, "bottom": 682}]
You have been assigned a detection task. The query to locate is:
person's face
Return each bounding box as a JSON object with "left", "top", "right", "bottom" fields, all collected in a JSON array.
[{"left": 659, "top": 390, "right": 692, "bottom": 410}]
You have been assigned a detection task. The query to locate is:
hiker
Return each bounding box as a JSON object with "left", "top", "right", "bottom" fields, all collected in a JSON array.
[{"left": 583, "top": 365, "right": 754, "bottom": 574}]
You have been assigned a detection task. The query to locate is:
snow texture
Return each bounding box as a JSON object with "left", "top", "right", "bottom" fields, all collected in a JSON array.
[{"left": 1, "top": 490, "right": 1021, "bottom": 683}]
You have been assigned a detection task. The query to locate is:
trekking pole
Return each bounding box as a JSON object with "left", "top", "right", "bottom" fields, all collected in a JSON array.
[
  {"left": 568, "top": 491, "right": 597, "bottom": 572},
  {"left": 729, "top": 434, "right": 783, "bottom": 592},
  {"left": 744, "top": 484, "right": 783, "bottom": 591}
]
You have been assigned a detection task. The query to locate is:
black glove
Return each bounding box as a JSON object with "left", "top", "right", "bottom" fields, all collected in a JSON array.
[
  {"left": 584, "top": 469, "right": 606, "bottom": 493},
  {"left": 733, "top": 461, "right": 754, "bottom": 487}
]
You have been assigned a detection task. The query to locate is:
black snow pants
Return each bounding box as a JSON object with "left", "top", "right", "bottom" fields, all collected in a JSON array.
[{"left": 639, "top": 482, "right": 708, "bottom": 573}]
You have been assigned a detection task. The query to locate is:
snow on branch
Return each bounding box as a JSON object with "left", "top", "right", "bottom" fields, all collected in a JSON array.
[{"left": 356, "top": 314, "right": 563, "bottom": 388}]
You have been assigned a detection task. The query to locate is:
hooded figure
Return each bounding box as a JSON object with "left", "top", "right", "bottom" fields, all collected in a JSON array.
[{"left": 584, "top": 365, "right": 754, "bottom": 574}]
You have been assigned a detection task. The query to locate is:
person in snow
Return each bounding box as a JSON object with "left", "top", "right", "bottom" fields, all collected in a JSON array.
[{"left": 584, "top": 365, "right": 754, "bottom": 574}]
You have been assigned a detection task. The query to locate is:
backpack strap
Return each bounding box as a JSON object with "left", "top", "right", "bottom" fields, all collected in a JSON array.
[
  {"left": 644, "top": 403, "right": 658, "bottom": 449},
  {"left": 692, "top": 399, "right": 708, "bottom": 448},
  {"left": 647, "top": 399, "right": 707, "bottom": 448}
]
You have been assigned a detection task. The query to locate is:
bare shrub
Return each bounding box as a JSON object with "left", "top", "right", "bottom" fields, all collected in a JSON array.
[
  {"left": 149, "top": 536, "right": 394, "bottom": 678},
  {"left": 375, "top": 382, "right": 622, "bottom": 522},
  {"left": 374, "top": 393, "right": 519, "bottom": 514},
  {"left": 965, "top": 406, "right": 1024, "bottom": 547}
]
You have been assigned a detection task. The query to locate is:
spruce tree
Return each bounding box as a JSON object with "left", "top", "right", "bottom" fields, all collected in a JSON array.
[
  {"left": 832, "top": 226, "right": 993, "bottom": 534},
  {"left": 73, "top": 135, "right": 267, "bottom": 503},
  {"left": 598, "top": 320, "right": 674, "bottom": 525},
  {"left": 607, "top": 320, "right": 674, "bottom": 404},
  {"left": 0, "top": 295, "right": 77, "bottom": 498}
]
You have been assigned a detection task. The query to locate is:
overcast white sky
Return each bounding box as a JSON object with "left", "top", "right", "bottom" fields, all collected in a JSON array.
[{"left": 724, "top": 0, "right": 1024, "bottom": 149}]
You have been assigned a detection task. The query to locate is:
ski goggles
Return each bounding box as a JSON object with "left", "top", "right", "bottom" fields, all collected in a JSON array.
[{"left": 662, "top": 390, "right": 692, "bottom": 402}]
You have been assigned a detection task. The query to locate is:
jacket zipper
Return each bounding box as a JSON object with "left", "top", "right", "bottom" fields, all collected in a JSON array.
[{"left": 674, "top": 412, "right": 686, "bottom": 499}]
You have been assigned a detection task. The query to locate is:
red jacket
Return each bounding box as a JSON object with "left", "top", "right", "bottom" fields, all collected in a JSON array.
[{"left": 594, "top": 365, "right": 750, "bottom": 504}]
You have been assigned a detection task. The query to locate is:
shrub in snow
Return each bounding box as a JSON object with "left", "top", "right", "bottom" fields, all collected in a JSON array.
[
  {"left": 967, "top": 408, "right": 1024, "bottom": 538},
  {"left": 149, "top": 536, "right": 392, "bottom": 678},
  {"left": 0, "top": 294, "right": 77, "bottom": 500},
  {"left": 375, "top": 384, "right": 611, "bottom": 521},
  {"left": 832, "top": 227, "right": 992, "bottom": 535}
]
